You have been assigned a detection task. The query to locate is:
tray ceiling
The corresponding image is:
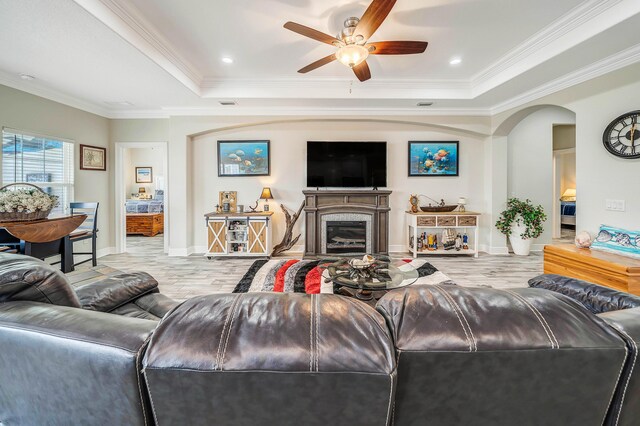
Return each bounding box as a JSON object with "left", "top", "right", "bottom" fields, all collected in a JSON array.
[{"left": 0, "top": 0, "right": 639, "bottom": 117}]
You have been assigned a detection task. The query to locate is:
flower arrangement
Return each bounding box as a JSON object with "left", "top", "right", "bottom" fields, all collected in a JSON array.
[
  {"left": 495, "top": 198, "right": 547, "bottom": 240},
  {"left": 0, "top": 184, "right": 59, "bottom": 221}
]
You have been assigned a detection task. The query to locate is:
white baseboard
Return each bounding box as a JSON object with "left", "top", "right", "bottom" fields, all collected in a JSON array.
[
  {"left": 168, "top": 247, "right": 190, "bottom": 257},
  {"left": 488, "top": 246, "right": 510, "bottom": 255},
  {"left": 530, "top": 243, "right": 545, "bottom": 252},
  {"left": 97, "top": 247, "right": 115, "bottom": 258}
]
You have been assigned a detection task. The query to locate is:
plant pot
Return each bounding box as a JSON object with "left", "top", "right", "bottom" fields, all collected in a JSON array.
[{"left": 509, "top": 219, "right": 532, "bottom": 256}]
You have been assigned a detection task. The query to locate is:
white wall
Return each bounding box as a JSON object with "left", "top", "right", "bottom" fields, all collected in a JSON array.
[
  {"left": 507, "top": 107, "right": 575, "bottom": 246},
  {"left": 568, "top": 79, "right": 640, "bottom": 234},
  {"left": 559, "top": 153, "right": 576, "bottom": 195},
  {"left": 191, "top": 121, "right": 486, "bottom": 252},
  {"left": 124, "top": 147, "right": 165, "bottom": 196}
]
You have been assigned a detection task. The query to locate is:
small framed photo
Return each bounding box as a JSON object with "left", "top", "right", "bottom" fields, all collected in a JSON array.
[
  {"left": 80, "top": 144, "right": 106, "bottom": 171},
  {"left": 218, "top": 140, "right": 270, "bottom": 177},
  {"left": 136, "top": 167, "right": 153, "bottom": 183},
  {"left": 408, "top": 141, "right": 459, "bottom": 176}
]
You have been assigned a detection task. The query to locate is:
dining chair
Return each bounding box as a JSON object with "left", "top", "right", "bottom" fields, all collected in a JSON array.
[{"left": 69, "top": 202, "right": 99, "bottom": 267}]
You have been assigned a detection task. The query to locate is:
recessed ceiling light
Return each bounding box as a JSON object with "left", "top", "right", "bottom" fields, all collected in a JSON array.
[
  {"left": 417, "top": 102, "right": 434, "bottom": 107},
  {"left": 449, "top": 57, "right": 462, "bottom": 65},
  {"left": 221, "top": 57, "right": 234, "bottom": 64},
  {"left": 104, "top": 101, "right": 134, "bottom": 106},
  {"left": 19, "top": 73, "right": 35, "bottom": 81}
]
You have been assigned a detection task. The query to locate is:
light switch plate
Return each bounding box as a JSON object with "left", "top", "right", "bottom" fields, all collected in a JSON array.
[{"left": 606, "top": 199, "right": 625, "bottom": 212}]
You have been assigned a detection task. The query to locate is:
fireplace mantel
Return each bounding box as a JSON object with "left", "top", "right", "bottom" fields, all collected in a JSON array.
[{"left": 303, "top": 190, "right": 391, "bottom": 258}]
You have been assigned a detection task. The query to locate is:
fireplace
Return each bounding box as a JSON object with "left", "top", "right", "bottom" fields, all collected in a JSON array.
[
  {"left": 326, "top": 221, "right": 367, "bottom": 254},
  {"left": 303, "top": 190, "right": 391, "bottom": 258}
]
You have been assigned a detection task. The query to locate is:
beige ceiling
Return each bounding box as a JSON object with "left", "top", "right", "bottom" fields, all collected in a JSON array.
[{"left": 0, "top": 0, "right": 639, "bottom": 117}]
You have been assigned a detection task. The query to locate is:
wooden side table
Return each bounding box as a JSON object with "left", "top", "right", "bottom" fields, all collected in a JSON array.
[{"left": 544, "top": 244, "right": 640, "bottom": 295}]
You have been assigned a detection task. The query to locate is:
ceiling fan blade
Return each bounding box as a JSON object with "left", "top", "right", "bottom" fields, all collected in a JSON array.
[
  {"left": 352, "top": 61, "right": 371, "bottom": 82},
  {"left": 284, "top": 21, "right": 340, "bottom": 46},
  {"left": 298, "top": 54, "right": 337, "bottom": 73},
  {"left": 355, "top": 0, "right": 397, "bottom": 41},
  {"left": 368, "top": 41, "right": 428, "bottom": 55}
]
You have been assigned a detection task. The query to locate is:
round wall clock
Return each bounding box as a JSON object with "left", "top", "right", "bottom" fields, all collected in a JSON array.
[{"left": 603, "top": 110, "right": 640, "bottom": 159}]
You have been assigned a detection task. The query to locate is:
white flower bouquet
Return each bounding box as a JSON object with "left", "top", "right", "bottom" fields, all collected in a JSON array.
[{"left": 0, "top": 183, "right": 59, "bottom": 222}]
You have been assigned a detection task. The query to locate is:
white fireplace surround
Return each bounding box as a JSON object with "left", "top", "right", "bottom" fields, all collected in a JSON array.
[{"left": 320, "top": 213, "right": 373, "bottom": 254}]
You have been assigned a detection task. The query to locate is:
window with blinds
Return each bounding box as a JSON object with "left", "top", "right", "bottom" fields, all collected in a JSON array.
[{"left": 2, "top": 129, "right": 74, "bottom": 215}]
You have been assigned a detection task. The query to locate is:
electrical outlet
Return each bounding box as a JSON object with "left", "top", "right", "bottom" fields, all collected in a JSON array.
[{"left": 606, "top": 199, "right": 625, "bottom": 212}]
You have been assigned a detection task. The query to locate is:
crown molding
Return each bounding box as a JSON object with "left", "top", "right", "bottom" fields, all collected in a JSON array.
[
  {"left": 0, "top": 70, "right": 112, "bottom": 118},
  {"left": 150, "top": 106, "right": 491, "bottom": 117},
  {"left": 491, "top": 42, "right": 640, "bottom": 115},
  {"left": 471, "top": 0, "right": 636, "bottom": 96},
  {"left": 200, "top": 78, "right": 472, "bottom": 99},
  {"left": 72, "top": 0, "right": 202, "bottom": 95}
]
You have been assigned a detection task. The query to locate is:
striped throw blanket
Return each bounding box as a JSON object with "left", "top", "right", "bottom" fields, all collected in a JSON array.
[{"left": 232, "top": 258, "right": 453, "bottom": 294}]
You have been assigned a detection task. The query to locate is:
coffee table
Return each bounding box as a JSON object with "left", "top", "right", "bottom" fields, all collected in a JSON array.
[{"left": 318, "top": 255, "right": 419, "bottom": 305}]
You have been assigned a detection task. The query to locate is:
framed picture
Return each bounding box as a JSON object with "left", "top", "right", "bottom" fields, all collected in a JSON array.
[
  {"left": 408, "top": 141, "right": 459, "bottom": 176},
  {"left": 80, "top": 144, "right": 106, "bottom": 171},
  {"left": 136, "top": 167, "right": 153, "bottom": 183},
  {"left": 218, "top": 140, "right": 270, "bottom": 177}
]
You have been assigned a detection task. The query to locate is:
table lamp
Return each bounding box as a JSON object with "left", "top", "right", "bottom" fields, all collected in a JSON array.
[
  {"left": 458, "top": 197, "right": 467, "bottom": 212},
  {"left": 260, "top": 187, "right": 274, "bottom": 211}
]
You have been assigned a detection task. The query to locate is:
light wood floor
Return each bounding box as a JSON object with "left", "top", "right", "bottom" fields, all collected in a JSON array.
[{"left": 71, "top": 235, "right": 556, "bottom": 302}]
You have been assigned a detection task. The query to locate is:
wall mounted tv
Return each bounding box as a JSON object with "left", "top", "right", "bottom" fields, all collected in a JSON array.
[{"left": 306, "top": 141, "right": 387, "bottom": 188}]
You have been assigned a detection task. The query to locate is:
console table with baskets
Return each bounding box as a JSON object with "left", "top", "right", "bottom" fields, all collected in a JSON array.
[
  {"left": 204, "top": 212, "right": 273, "bottom": 258},
  {"left": 406, "top": 211, "right": 481, "bottom": 258}
]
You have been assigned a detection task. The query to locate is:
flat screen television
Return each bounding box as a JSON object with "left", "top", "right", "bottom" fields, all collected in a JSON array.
[{"left": 306, "top": 141, "right": 387, "bottom": 188}]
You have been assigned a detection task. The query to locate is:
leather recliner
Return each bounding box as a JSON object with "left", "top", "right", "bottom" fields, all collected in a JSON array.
[
  {"left": 0, "top": 253, "right": 178, "bottom": 425},
  {"left": 2, "top": 253, "right": 640, "bottom": 426}
]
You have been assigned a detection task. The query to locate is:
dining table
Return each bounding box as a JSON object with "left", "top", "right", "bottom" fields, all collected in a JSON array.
[{"left": 0, "top": 214, "right": 87, "bottom": 273}]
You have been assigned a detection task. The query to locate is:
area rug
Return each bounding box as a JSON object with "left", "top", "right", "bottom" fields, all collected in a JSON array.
[{"left": 232, "top": 258, "right": 453, "bottom": 294}]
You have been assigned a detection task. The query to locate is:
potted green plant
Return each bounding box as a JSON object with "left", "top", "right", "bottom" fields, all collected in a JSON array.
[{"left": 495, "top": 198, "right": 547, "bottom": 256}]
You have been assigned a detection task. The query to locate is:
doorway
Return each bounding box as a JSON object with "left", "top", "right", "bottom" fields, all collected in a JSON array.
[
  {"left": 115, "top": 142, "right": 169, "bottom": 254},
  {"left": 552, "top": 125, "right": 576, "bottom": 242}
]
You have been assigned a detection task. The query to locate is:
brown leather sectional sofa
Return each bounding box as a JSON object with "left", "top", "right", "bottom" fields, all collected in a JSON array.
[{"left": 0, "top": 253, "right": 638, "bottom": 425}]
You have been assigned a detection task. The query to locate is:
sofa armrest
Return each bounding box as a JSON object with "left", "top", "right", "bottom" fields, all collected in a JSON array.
[
  {"left": 0, "top": 301, "right": 156, "bottom": 425},
  {"left": 598, "top": 308, "right": 640, "bottom": 426},
  {"left": 74, "top": 271, "right": 159, "bottom": 312},
  {"left": 528, "top": 274, "right": 640, "bottom": 314}
]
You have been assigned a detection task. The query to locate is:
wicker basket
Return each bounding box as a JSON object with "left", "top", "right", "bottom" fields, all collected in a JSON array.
[{"left": 0, "top": 183, "right": 54, "bottom": 222}]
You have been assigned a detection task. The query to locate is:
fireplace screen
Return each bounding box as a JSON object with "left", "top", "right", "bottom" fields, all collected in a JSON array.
[{"left": 326, "top": 221, "right": 367, "bottom": 254}]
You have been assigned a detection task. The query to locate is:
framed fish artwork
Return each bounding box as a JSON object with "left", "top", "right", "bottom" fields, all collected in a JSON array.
[
  {"left": 217, "top": 140, "right": 270, "bottom": 177},
  {"left": 408, "top": 141, "right": 459, "bottom": 177}
]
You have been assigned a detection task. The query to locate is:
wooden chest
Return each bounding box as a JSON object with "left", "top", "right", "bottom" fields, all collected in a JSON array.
[
  {"left": 544, "top": 244, "right": 640, "bottom": 295},
  {"left": 126, "top": 213, "right": 164, "bottom": 237}
]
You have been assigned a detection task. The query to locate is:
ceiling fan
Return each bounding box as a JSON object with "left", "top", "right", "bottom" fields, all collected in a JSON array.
[{"left": 284, "top": 0, "right": 428, "bottom": 82}]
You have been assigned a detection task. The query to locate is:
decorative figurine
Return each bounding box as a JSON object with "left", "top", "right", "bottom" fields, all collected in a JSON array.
[
  {"left": 575, "top": 231, "right": 592, "bottom": 248},
  {"left": 462, "top": 233, "right": 469, "bottom": 250},
  {"left": 427, "top": 234, "right": 436, "bottom": 251},
  {"left": 455, "top": 234, "right": 463, "bottom": 251}
]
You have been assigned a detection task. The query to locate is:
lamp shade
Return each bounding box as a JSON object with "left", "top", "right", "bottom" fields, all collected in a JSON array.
[
  {"left": 457, "top": 197, "right": 467, "bottom": 205},
  {"left": 260, "top": 187, "right": 273, "bottom": 200},
  {"left": 561, "top": 188, "right": 576, "bottom": 201},
  {"left": 138, "top": 187, "right": 146, "bottom": 193}
]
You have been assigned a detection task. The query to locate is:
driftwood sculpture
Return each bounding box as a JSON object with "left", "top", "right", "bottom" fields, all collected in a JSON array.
[{"left": 271, "top": 201, "right": 305, "bottom": 257}]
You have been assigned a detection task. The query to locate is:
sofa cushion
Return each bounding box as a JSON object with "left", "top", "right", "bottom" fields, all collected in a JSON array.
[
  {"left": 111, "top": 294, "right": 179, "bottom": 321},
  {"left": 529, "top": 273, "right": 640, "bottom": 314},
  {"left": 0, "top": 253, "right": 80, "bottom": 307},
  {"left": 376, "top": 284, "right": 628, "bottom": 426},
  {"left": 143, "top": 293, "right": 396, "bottom": 426},
  {"left": 74, "top": 272, "right": 159, "bottom": 313}
]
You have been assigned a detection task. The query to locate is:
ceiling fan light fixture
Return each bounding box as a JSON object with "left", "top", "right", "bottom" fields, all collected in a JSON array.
[{"left": 335, "top": 44, "right": 369, "bottom": 68}]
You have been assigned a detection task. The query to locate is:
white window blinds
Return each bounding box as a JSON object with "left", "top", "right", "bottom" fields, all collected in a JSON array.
[{"left": 2, "top": 129, "right": 74, "bottom": 215}]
